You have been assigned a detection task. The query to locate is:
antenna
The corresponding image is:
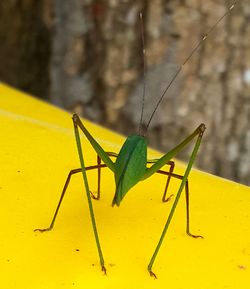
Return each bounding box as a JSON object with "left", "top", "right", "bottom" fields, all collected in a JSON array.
[
  {"left": 145, "top": 1, "right": 237, "bottom": 131},
  {"left": 138, "top": 12, "right": 147, "bottom": 136}
]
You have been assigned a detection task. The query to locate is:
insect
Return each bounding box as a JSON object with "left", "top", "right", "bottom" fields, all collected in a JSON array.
[{"left": 35, "top": 2, "right": 236, "bottom": 278}]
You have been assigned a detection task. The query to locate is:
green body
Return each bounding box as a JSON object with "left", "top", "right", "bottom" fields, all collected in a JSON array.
[{"left": 72, "top": 113, "right": 205, "bottom": 276}]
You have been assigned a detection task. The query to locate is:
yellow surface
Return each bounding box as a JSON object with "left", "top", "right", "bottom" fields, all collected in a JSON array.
[{"left": 0, "top": 83, "right": 250, "bottom": 289}]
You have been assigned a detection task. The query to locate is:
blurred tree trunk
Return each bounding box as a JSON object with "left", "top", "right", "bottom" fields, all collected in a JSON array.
[
  {"left": 50, "top": 0, "right": 142, "bottom": 120},
  {"left": 0, "top": 0, "right": 249, "bottom": 185},
  {"left": 51, "top": 0, "right": 249, "bottom": 184},
  {"left": 0, "top": 0, "right": 51, "bottom": 98}
]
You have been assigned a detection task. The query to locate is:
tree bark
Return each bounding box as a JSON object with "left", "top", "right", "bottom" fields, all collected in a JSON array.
[{"left": 0, "top": 0, "right": 51, "bottom": 98}]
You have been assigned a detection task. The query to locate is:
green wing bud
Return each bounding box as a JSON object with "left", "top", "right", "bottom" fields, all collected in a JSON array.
[{"left": 112, "top": 135, "right": 147, "bottom": 206}]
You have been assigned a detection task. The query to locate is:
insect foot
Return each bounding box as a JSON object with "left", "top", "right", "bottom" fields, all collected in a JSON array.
[
  {"left": 34, "top": 227, "right": 52, "bottom": 233},
  {"left": 187, "top": 232, "right": 204, "bottom": 239},
  {"left": 149, "top": 270, "right": 157, "bottom": 279},
  {"left": 102, "top": 265, "right": 107, "bottom": 275},
  {"left": 162, "top": 193, "right": 174, "bottom": 202},
  {"left": 89, "top": 190, "right": 100, "bottom": 200}
]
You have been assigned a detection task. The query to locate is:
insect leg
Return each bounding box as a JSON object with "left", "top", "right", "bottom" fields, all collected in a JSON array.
[
  {"left": 147, "top": 160, "right": 175, "bottom": 202},
  {"left": 34, "top": 163, "right": 106, "bottom": 232},
  {"left": 156, "top": 169, "right": 203, "bottom": 238},
  {"left": 91, "top": 154, "right": 102, "bottom": 200},
  {"left": 94, "top": 152, "right": 118, "bottom": 200},
  {"left": 73, "top": 115, "right": 106, "bottom": 274},
  {"left": 147, "top": 124, "right": 205, "bottom": 278},
  {"left": 185, "top": 180, "right": 203, "bottom": 238},
  {"left": 34, "top": 168, "right": 82, "bottom": 232},
  {"left": 72, "top": 114, "right": 115, "bottom": 171},
  {"left": 161, "top": 161, "right": 175, "bottom": 202}
]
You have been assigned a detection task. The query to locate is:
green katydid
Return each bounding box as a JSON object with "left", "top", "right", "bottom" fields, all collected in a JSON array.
[{"left": 35, "top": 2, "right": 236, "bottom": 278}]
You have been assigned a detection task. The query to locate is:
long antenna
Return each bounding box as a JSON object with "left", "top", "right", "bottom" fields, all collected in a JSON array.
[
  {"left": 145, "top": 1, "right": 237, "bottom": 131},
  {"left": 138, "top": 12, "right": 147, "bottom": 136}
]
